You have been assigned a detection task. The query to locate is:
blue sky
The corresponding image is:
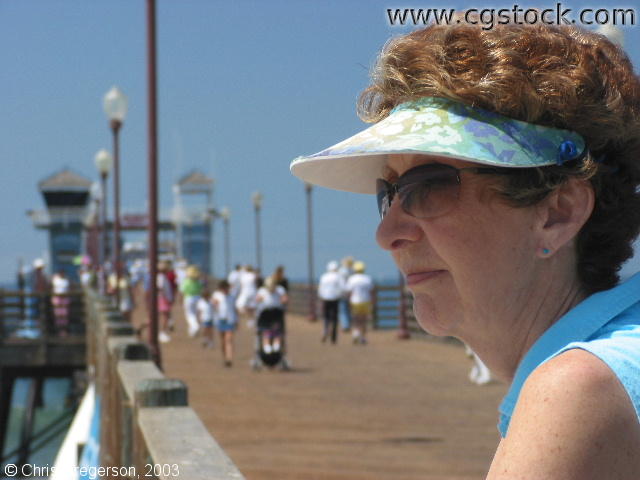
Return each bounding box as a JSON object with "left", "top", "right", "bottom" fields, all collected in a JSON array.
[{"left": 1, "top": 0, "right": 639, "bottom": 284}]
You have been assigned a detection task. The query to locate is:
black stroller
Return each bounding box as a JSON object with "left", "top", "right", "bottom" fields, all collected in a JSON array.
[{"left": 251, "top": 307, "right": 290, "bottom": 370}]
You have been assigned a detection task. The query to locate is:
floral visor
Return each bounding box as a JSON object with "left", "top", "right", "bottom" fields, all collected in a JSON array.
[{"left": 290, "top": 97, "right": 587, "bottom": 194}]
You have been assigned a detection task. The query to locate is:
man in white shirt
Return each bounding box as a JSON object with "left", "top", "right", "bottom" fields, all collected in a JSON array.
[
  {"left": 318, "top": 261, "right": 345, "bottom": 344},
  {"left": 337, "top": 256, "right": 354, "bottom": 331},
  {"left": 345, "top": 261, "right": 374, "bottom": 345},
  {"left": 227, "top": 264, "right": 242, "bottom": 299}
]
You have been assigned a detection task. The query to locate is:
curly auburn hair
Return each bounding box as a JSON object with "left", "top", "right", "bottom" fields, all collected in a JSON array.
[{"left": 358, "top": 20, "right": 640, "bottom": 294}]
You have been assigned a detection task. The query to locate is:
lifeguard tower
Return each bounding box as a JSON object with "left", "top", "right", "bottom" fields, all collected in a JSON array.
[
  {"left": 28, "top": 169, "right": 93, "bottom": 281},
  {"left": 172, "top": 170, "right": 216, "bottom": 275}
]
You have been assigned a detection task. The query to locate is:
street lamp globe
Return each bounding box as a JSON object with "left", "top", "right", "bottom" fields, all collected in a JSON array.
[
  {"left": 103, "top": 86, "right": 128, "bottom": 123},
  {"left": 251, "top": 191, "right": 263, "bottom": 209},
  {"left": 220, "top": 206, "right": 230, "bottom": 221},
  {"left": 94, "top": 149, "right": 113, "bottom": 176}
]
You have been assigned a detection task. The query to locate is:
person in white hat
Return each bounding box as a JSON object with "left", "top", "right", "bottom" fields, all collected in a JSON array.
[
  {"left": 345, "top": 261, "right": 373, "bottom": 345},
  {"left": 291, "top": 16, "right": 640, "bottom": 478},
  {"left": 31, "top": 258, "right": 48, "bottom": 293},
  {"left": 317, "top": 260, "right": 346, "bottom": 344}
]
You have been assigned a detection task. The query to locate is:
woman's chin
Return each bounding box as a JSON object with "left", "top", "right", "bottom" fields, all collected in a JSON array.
[{"left": 412, "top": 295, "right": 458, "bottom": 337}]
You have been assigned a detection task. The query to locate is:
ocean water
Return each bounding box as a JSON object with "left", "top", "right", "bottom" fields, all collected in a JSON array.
[{"left": 1, "top": 375, "right": 75, "bottom": 475}]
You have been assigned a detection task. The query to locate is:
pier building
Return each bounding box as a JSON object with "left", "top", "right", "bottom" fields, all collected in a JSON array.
[
  {"left": 27, "top": 169, "right": 218, "bottom": 276},
  {"left": 27, "top": 169, "right": 93, "bottom": 282},
  {"left": 172, "top": 170, "right": 216, "bottom": 275}
]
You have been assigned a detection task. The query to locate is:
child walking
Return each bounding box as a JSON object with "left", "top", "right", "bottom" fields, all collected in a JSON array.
[{"left": 212, "top": 280, "right": 237, "bottom": 367}]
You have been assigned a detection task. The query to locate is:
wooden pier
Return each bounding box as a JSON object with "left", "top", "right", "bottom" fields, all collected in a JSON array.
[
  {"left": 1, "top": 286, "right": 506, "bottom": 479},
  {"left": 131, "top": 289, "right": 506, "bottom": 480}
]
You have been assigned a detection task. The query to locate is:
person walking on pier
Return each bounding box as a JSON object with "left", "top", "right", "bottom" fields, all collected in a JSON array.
[
  {"left": 235, "top": 265, "right": 258, "bottom": 328},
  {"left": 180, "top": 265, "right": 204, "bottom": 337},
  {"left": 291, "top": 17, "right": 640, "bottom": 478},
  {"left": 51, "top": 269, "right": 70, "bottom": 335},
  {"left": 152, "top": 261, "right": 174, "bottom": 343},
  {"left": 318, "top": 261, "right": 345, "bottom": 344},
  {"left": 227, "top": 264, "right": 242, "bottom": 299},
  {"left": 212, "top": 280, "right": 237, "bottom": 367},
  {"left": 108, "top": 263, "right": 135, "bottom": 322},
  {"left": 254, "top": 275, "right": 290, "bottom": 369},
  {"left": 165, "top": 260, "right": 178, "bottom": 331},
  {"left": 338, "top": 256, "right": 353, "bottom": 332},
  {"left": 345, "top": 261, "right": 373, "bottom": 345},
  {"left": 197, "top": 287, "right": 214, "bottom": 349},
  {"left": 272, "top": 265, "right": 289, "bottom": 292},
  {"left": 27, "top": 258, "right": 49, "bottom": 326}
]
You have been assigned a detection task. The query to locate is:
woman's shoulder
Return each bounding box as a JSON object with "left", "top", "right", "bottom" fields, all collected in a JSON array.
[{"left": 488, "top": 349, "right": 640, "bottom": 479}]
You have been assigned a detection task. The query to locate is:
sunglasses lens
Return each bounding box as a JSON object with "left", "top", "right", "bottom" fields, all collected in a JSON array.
[
  {"left": 376, "top": 179, "right": 392, "bottom": 219},
  {"left": 399, "top": 165, "right": 461, "bottom": 218}
]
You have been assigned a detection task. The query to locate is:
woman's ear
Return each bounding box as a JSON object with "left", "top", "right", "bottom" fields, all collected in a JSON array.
[{"left": 535, "top": 177, "right": 595, "bottom": 256}]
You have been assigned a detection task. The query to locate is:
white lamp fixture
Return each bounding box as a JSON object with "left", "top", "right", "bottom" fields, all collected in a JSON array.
[
  {"left": 103, "top": 86, "right": 128, "bottom": 123},
  {"left": 94, "top": 149, "right": 113, "bottom": 176},
  {"left": 251, "top": 191, "right": 263, "bottom": 209}
]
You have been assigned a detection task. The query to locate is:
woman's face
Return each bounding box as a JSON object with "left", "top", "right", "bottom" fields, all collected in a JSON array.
[{"left": 376, "top": 154, "right": 541, "bottom": 339}]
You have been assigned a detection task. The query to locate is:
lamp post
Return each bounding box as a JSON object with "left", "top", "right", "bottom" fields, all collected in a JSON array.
[
  {"left": 94, "top": 149, "right": 113, "bottom": 295},
  {"left": 103, "top": 86, "right": 128, "bottom": 307},
  {"left": 251, "top": 191, "right": 263, "bottom": 273},
  {"left": 305, "top": 183, "right": 317, "bottom": 322},
  {"left": 88, "top": 182, "right": 102, "bottom": 282},
  {"left": 206, "top": 206, "right": 217, "bottom": 280},
  {"left": 220, "top": 206, "right": 231, "bottom": 275},
  {"left": 147, "top": 0, "right": 161, "bottom": 367}
]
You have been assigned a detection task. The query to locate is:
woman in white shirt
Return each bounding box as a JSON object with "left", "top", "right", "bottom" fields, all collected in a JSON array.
[
  {"left": 51, "top": 270, "right": 71, "bottom": 335},
  {"left": 212, "top": 280, "right": 238, "bottom": 367}
]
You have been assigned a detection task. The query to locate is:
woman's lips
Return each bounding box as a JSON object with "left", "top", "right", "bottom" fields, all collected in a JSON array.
[{"left": 405, "top": 270, "right": 445, "bottom": 286}]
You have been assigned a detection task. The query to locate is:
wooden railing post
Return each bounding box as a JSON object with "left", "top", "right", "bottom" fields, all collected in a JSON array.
[
  {"left": 83, "top": 284, "right": 246, "bottom": 479},
  {"left": 133, "top": 379, "right": 188, "bottom": 476}
]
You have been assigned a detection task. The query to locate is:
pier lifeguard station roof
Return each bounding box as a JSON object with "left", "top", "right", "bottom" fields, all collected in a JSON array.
[
  {"left": 175, "top": 170, "right": 213, "bottom": 195},
  {"left": 38, "top": 169, "right": 92, "bottom": 207},
  {"left": 39, "top": 169, "right": 93, "bottom": 192}
]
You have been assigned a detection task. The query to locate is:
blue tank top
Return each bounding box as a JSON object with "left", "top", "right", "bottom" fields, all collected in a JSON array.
[{"left": 498, "top": 272, "right": 640, "bottom": 437}]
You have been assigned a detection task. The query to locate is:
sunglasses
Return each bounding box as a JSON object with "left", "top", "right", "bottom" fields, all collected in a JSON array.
[{"left": 376, "top": 163, "right": 514, "bottom": 220}]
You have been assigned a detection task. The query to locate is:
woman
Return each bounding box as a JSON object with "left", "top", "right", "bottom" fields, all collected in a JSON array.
[
  {"left": 51, "top": 269, "right": 70, "bottom": 335},
  {"left": 291, "top": 19, "right": 640, "bottom": 478},
  {"left": 155, "top": 261, "right": 174, "bottom": 343},
  {"left": 211, "top": 280, "right": 238, "bottom": 367}
]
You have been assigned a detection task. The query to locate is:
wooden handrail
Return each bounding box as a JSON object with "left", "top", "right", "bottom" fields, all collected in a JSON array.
[{"left": 85, "top": 287, "right": 246, "bottom": 479}]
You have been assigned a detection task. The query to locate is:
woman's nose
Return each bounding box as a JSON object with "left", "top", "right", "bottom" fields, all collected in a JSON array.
[{"left": 376, "top": 199, "right": 423, "bottom": 251}]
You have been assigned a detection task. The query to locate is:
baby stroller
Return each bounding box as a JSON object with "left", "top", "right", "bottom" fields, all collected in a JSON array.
[{"left": 251, "top": 307, "right": 290, "bottom": 371}]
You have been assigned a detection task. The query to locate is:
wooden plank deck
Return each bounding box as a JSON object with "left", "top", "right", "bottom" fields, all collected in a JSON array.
[{"left": 133, "top": 300, "right": 506, "bottom": 480}]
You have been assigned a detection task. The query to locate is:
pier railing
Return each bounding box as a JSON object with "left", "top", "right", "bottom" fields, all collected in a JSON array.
[
  {"left": 85, "top": 288, "right": 245, "bottom": 480},
  {"left": 0, "top": 289, "right": 85, "bottom": 340},
  {"left": 287, "top": 282, "right": 423, "bottom": 334}
]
